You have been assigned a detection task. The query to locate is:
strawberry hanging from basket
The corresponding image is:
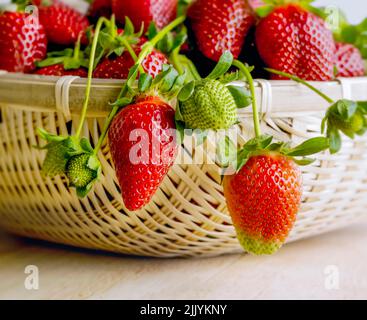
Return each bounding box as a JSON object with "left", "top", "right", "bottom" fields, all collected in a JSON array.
[
  {"left": 210, "top": 59, "right": 330, "bottom": 255},
  {"left": 36, "top": 16, "right": 186, "bottom": 198},
  {"left": 266, "top": 68, "right": 367, "bottom": 154}
]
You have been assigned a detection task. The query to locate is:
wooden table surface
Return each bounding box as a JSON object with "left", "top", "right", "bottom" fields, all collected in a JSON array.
[{"left": 0, "top": 221, "right": 367, "bottom": 300}]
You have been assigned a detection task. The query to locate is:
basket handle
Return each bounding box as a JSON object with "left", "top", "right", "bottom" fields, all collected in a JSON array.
[
  {"left": 336, "top": 78, "right": 352, "bottom": 100},
  {"left": 256, "top": 79, "right": 273, "bottom": 121},
  {"left": 55, "top": 76, "right": 80, "bottom": 122}
]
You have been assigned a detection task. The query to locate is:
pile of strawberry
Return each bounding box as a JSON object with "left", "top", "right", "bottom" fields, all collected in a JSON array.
[
  {"left": 1, "top": 0, "right": 367, "bottom": 256},
  {"left": 0, "top": 0, "right": 365, "bottom": 78}
]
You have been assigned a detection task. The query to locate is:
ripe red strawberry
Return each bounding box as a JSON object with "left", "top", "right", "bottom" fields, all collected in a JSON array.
[
  {"left": 38, "top": 1, "right": 90, "bottom": 46},
  {"left": 111, "top": 0, "right": 177, "bottom": 31},
  {"left": 223, "top": 152, "right": 302, "bottom": 255},
  {"left": 93, "top": 42, "right": 168, "bottom": 79},
  {"left": 335, "top": 42, "right": 365, "bottom": 78},
  {"left": 255, "top": 4, "right": 335, "bottom": 81},
  {"left": 108, "top": 96, "right": 177, "bottom": 211},
  {"left": 88, "top": 0, "right": 112, "bottom": 21},
  {"left": 34, "top": 64, "right": 88, "bottom": 77},
  {"left": 188, "top": 0, "right": 255, "bottom": 62},
  {"left": 0, "top": 11, "right": 47, "bottom": 73}
]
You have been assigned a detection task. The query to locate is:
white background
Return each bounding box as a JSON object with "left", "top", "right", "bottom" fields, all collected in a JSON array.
[{"left": 315, "top": 0, "right": 367, "bottom": 23}]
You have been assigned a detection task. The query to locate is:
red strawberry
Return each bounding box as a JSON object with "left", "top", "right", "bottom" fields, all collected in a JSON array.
[
  {"left": 335, "top": 42, "right": 365, "bottom": 78},
  {"left": 0, "top": 11, "right": 47, "bottom": 73},
  {"left": 94, "top": 41, "right": 168, "bottom": 79},
  {"left": 111, "top": 0, "right": 177, "bottom": 31},
  {"left": 38, "top": 1, "right": 90, "bottom": 46},
  {"left": 108, "top": 96, "right": 177, "bottom": 211},
  {"left": 223, "top": 152, "right": 302, "bottom": 255},
  {"left": 188, "top": 0, "right": 255, "bottom": 62},
  {"left": 88, "top": 0, "right": 112, "bottom": 21},
  {"left": 34, "top": 64, "right": 87, "bottom": 77},
  {"left": 255, "top": 4, "right": 335, "bottom": 81}
]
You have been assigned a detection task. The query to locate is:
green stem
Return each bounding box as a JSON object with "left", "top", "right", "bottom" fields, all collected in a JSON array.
[
  {"left": 135, "top": 15, "right": 186, "bottom": 66},
  {"left": 170, "top": 48, "right": 185, "bottom": 75},
  {"left": 265, "top": 68, "right": 335, "bottom": 104},
  {"left": 75, "top": 17, "right": 108, "bottom": 139},
  {"left": 93, "top": 106, "right": 120, "bottom": 155},
  {"left": 233, "top": 60, "right": 261, "bottom": 138},
  {"left": 73, "top": 34, "right": 81, "bottom": 60},
  {"left": 120, "top": 37, "right": 145, "bottom": 74},
  {"left": 93, "top": 16, "right": 186, "bottom": 154}
]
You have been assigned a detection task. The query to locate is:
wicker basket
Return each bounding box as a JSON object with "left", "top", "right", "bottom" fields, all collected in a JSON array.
[{"left": 0, "top": 71, "right": 366, "bottom": 257}]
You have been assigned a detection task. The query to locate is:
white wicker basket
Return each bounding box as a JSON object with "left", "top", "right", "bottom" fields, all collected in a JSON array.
[{"left": 0, "top": 71, "right": 366, "bottom": 257}]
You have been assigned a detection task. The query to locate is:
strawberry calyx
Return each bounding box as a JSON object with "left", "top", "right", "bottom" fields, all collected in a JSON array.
[
  {"left": 92, "top": 15, "right": 187, "bottom": 156},
  {"left": 36, "top": 36, "right": 88, "bottom": 70},
  {"left": 337, "top": 18, "right": 367, "bottom": 60},
  {"left": 219, "top": 61, "right": 329, "bottom": 172},
  {"left": 266, "top": 68, "right": 367, "bottom": 154},
  {"left": 91, "top": 15, "right": 144, "bottom": 68},
  {"left": 147, "top": 22, "right": 200, "bottom": 82},
  {"left": 36, "top": 16, "right": 108, "bottom": 197},
  {"left": 36, "top": 128, "right": 101, "bottom": 198},
  {"left": 175, "top": 51, "right": 252, "bottom": 132},
  {"left": 65, "top": 150, "right": 101, "bottom": 198}
]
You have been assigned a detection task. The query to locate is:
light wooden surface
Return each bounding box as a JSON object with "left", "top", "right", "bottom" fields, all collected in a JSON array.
[{"left": 0, "top": 221, "right": 367, "bottom": 300}]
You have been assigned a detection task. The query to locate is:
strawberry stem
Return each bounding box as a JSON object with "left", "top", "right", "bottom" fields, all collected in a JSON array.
[
  {"left": 233, "top": 60, "right": 261, "bottom": 138},
  {"left": 92, "top": 16, "right": 187, "bottom": 155},
  {"left": 93, "top": 106, "right": 120, "bottom": 155},
  {"left": 265, "top": 68, "right": 335, "bottom": 104},
  {"left": 75, "top": 17, "right": 109, "bottom": 139},
  {"left": 119, "top": 37, "right": 145, "bottom": 74},
  {"left": 73, "top": 34, "right": 82, "bottom": 60},
  {"left": 135, "top": 16, "right": 186, "bottom": 67}
]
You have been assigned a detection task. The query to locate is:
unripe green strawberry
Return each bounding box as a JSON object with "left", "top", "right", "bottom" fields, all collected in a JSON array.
[
  {"left": 66, "top": 153, "right": 101, "bottom": 197},
  {"left": 179, "top": 79, "right": 238, "bottom": 130}
]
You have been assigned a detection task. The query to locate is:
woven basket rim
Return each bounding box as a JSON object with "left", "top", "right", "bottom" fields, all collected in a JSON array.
[{"left": 1, "top": 72, "right": 367, "bottom": 117}]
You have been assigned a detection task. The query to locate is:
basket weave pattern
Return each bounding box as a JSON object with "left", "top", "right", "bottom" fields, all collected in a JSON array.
[{"left": 0, "top": 74, "right": 366, "bottom": 257}]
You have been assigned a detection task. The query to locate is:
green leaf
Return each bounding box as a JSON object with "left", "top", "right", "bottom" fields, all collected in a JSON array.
[
  {"left": 159, "top": 66, "right": 179, "bottom": 93},
  {"left": 35, "top": 57, "right": 66, "bottom": 68},
  {"left": 124, "top": 17, "right": 135, "bottom": 36},
  {"left": 112, "top": 97, "right": 133, "bottom": 108},
  {"left": 286, "top": 137, "right": 330, "bottom": 157},
  {"left": 175, "top": 104, "right": 185, "bottom": 122},
  {"left": 357, "top": 101, "right": 367, "bottom": 114},
  {"left": 219, "top": 71, "right": 240, "bottom": 84},
  {"left": 37, "top": 128, "right": 66, "bottom": 142},
  {"left": 255, "top": 5, "right": 274, "bottom": 18},
  {"left": 138, "top": 73, "right": 153, "bottom": 92},
  {"left": 157, "top": 33, "right": 174, "bottom": 53},
  {"left": 327, "top": 127, "right": 342, "bottom": 154},
  {"left": 321, "top": 116, "right": 328, "bottom": 134},
  {"left": 113, "top": 46, "right": 124, "bottom": 57},
  {"left": 87, "top": 155, "right": 101, "bottom": 171},
  {"left": 227, "top": 85, "right": 252, "bottom": 109},
  {"left": 293, "top": 157, "right": 316, "bottom": 166},
  {"left": 206, "top": 51, "right": 233, "bottom": 80},
  {"left": 335, "top": 99, "right": 357, "bottom": 120},
  {"left": 175, "top": 119, "right": 185, "bottom": 144},
  {"left": 80, "top": 138, "right": 94, "bottom": 153},
  {"left": 38, "top": 136, "right": 79, "bottom": 178},
  {"left": 178, "top": 81, "right": 195, "bottom": 102},
  {"left": 126, "top": 64, "right": 139, "bottom": 88},
  {"left": 147, "top": 22, "right": 158, "bottom": 40}
]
